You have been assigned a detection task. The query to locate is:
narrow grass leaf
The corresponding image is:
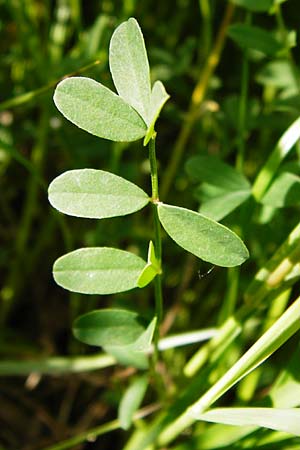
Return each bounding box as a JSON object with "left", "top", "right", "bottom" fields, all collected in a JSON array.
[
  {"left": 157, "top": 203, "right": 249, "bottom": 267},
  {"left": 53, "top": 247, "right": 146, "bottom": 295},
  {"left": 262, "top": 172, "right": 300, "bottom": 208},
  {"left": 228, "top": 24, "right": 282, "bottom": 56},
  {"left": 54, "top": 77, "right": 147, "bottom": 142},
  {"left": 189, "top": 295, "right": 300, "bottom": 415},
  {"left": 197, "top": 408, "right": 300, "bottom": 436},
  {"left": 252, "top": 116, "right": 300, "bottom": 199},
  {"left": 48, "top": 169, "right": 149, "bottom": 219},
  {"left": 109, "top": 17, "right": 151, "bottom": 124},
  {"left": 118, "top": 376, "right": 148, "bottom": 430}
]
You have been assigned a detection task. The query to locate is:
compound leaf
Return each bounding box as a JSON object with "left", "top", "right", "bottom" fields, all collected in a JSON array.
[
  {"left": 53, "top": 247, "right": 146, "bottom": 295},
  {"left": 157, "top": 203, "right": 249, "bottom": 267},
  {"left": 54, "top": 77, "right": 147, "bottom": 142},
  {"left": 48, "top": 169, "right": 150, "bottom": 219}
]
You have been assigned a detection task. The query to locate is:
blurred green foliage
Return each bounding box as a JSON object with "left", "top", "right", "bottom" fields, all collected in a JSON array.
[{"left": 1, "top": 1, "right": 300, "bottom": 449}]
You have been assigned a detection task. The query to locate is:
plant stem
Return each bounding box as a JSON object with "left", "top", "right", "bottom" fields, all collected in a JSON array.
[{"left": 148, "top": 137, "right": 163, "bottom": 362}]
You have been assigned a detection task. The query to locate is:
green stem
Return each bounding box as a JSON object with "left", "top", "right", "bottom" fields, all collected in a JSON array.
[{"left": 148, "top": 137, "right": 163, "bottom": 361}]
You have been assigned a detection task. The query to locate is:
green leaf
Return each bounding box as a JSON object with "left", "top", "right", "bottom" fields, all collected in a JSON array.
[
  {"left": 230, "top": 0, "right": 273, "bottom": 11},
  {"left": 185, "top": 156, "right": 250, "bottom": 191},
  {"left": 261, "top": 172, "right": 300, "bottom": 208},
  {"left": 189, "top": 295, "right": 300, "bottom": 416},
  {"left": 73, "top": 309, "right": 148, "bottom": 348},
  {"left": 157, "top": 203, "right": 249, "bottom": 267},
  {"left": 256, "top": 60, "right": 297, "bottom": 89},
  {"left": 137, "top": 264, "right": 159, "bottom": 288},
  {"left": 199, "top": 190, "right": 251, "bottom": 222},
  {"left": 53, "top": 77, "right": 147, "bottom": 142},
  {"left": 73, "top": 310, "right": 156, "bottom": 369},
  {"left": 109, "top": 17, "right": 151, "bottom": 124},
  {"left": 137, "top": 241, "right": 161, "bottom": 288},
  {"left": 144, "top": 81, "right": 170, "bottom": 145},
  {"left": 118, "top": 376, "right": 148, "bottom": 430},
  {"left": 196, "top": 408, "right": 300, "bottom": 436},
  {"left": 186, "top": 156, "right": 251, "bottom": 220},
  {"left": 53, "top": 247, "right": 146, "bottom": 294},
  {"left": 105, "top": 317, "right": 156, "bottom": 369},
  {"left": 228, "top": 24, "right": 282, "bottom": 56},
  {"left": 48, "top": 169, "right": 150, "bottom": 219}
]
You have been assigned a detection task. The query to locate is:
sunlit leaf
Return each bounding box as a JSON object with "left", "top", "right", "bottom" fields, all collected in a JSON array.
[
  {"left": 48, "top": 169, "right": 150, "bottom": 219},
  {"left": 261, "top": 172, "right": 300, "bottom": 208},
  {"left": 137, "top": 241, "right": 161, "bottom": 288},
  {"left": 53, "top": 247, "right": 146, "bottom": 294},
  {"left": 144, "top": 81, "right": 170, "bottom": 145},
  {"left": 228, "top": 24, "right": 282, "bottom": 56},
  {"left": 196, "top": 407, "right": 300, "bottom": 436},
  {"left": 119, "top": 376, "right": 148, "bottom": 430},
  {"left": 54, "top": 77, "right": 147, "bottom": 142},
  {"left": 158, "top": 203, "right": 249, "bottom": 267},
  {"left": 109, "top": 17, "right": 151, "bottom": 124}
]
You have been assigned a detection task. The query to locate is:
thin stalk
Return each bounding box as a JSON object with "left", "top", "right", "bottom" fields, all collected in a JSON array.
[
  {"left": 0, "top": 60, "right": 101, "bottom": 111},
  {"left": 148, "top": 137, "right": 163, "bottom": 373},
  {"left": 43, "top": 404, "right": 160, "bottom": 450}
]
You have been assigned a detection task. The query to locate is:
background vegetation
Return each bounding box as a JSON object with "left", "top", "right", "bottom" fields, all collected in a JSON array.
[{"left": 1, "top": 0, "right": 300, "bottom": 449}]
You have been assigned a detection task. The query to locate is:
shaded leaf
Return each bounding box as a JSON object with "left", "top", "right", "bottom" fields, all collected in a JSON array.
[
  {"left": 73, "top": 309, "right": 147, "bottom": 347},
  {"left": 185, "top": 155, "right": 250, "bottom": 191},
  {"left": 262, "top": 172, "right": 300, "bottom": 208},
  {"left": 118, "top": 376, "right": 148, "bottom": 430},
  {"left": 48, "top": 169, "right": 149, "bottom": 219},
  {"left": 157, "top": 203, "right": 249, "bottom": 267},
  {"left": 103, "top": 316, "right": 156, "bottom": 369},
  {"left": 228, "top": 24, "right": 282, "bottom": 56},
  {"left": 109, "top": 17, "right": 151, "bottom": 124},
  {"left": 199, "top": 190, "right": 251, "bottom": 222},
  {"left": 186, "top": 155, "right": 251, "bottom": 220},
  {"left": 54, "top": 77, "right": 147, "bottom": 142},
  {"left": 53, "top": 247, "right": 146, "bottom": 295},
  {"left": 231, "top": 0, "right": 273, "bottom": 11},
  {"left": 196, "top": 407, "right": 300, "bottom": 436}
]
